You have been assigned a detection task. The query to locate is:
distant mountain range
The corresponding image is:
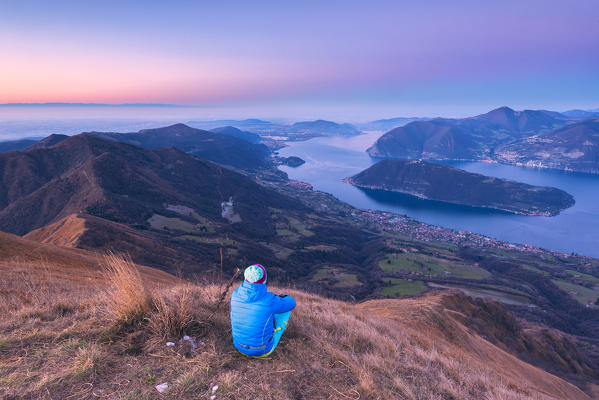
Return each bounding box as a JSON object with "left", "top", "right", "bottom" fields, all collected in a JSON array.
[
  {"left": 347, "top": 159, "right": 574, "bottom": 216},
  {"left": 190, "top": 116, "right": 433, "bottom": 135},
  {"left": 561, "top": 109, "right": 599, "bottom": 118},
  {"left": 0, "top": 138, "right": 40, "bottom": 153},
  {"left": 3, "top": 105, "right": 598, "bottom": 173},
  {"left": 84, "top": 124, "right": 271, "bottom": 170},
  {"left": 188, "top": 118, "right": 362, "bottom": 138},
  {"left": 356, "top": 117, "right": 430, "bottom": 132},
  {"left": 290, "top": 119, "right": 361, "bottom": 135},
  {"left": 368, "top": 106, "right": 599, "bottom": 174},
  {"left": 187, "top": 118, "right": 272, "bottom": 130},
  {"left": 0, "top": 124, "right": 271, "bottom": 169}
]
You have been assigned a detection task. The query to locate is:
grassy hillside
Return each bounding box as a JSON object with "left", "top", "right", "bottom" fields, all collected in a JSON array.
[{"left": 0, "top": 234, "right": 593, "bottom": 399}]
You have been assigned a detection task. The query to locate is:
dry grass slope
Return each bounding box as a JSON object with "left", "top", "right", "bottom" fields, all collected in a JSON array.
[
  {"left": 0, "top": 235, "right": 591, "bottom": 399},
  {"left": 23, "top": 213, "right": 88, "bottom": 247}
]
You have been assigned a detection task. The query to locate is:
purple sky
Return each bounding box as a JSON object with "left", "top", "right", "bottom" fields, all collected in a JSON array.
[{"left": 1, "top": 0, "right": 598, "bottom": 119}]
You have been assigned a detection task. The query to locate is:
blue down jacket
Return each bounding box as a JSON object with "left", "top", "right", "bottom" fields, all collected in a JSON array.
[{"left": 230, "top": 281, "right": 296, "bottom": 356}]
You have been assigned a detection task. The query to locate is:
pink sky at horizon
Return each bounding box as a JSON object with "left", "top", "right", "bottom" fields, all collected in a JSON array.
[{"left": 1, "top": 0, "right": 598, "bottom": 118}]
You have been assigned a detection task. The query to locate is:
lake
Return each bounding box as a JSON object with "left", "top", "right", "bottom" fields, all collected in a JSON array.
[{"left": 278, "top": 132, "right": 599, "bottom": 258}]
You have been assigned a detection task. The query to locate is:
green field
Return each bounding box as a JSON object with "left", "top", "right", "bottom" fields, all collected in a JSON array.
[
  {"left": 288, "top": 217, "right": 315, "bottom": 237},
  {"left": 485, "top": 284, "right": 532, "bottom": 298},
  {"left": 275, "top": 229, "right": 301, "bottom": 244},
  {"left": 305, "top": 245, "right": 337, "bottom": 252},
  {"left": 429, "top": 283, "right": 531, "bottom": 306},
  {"left": 379, "top": 253, "right": 490, "bottom": 280},
  {"left": 311, "top": 267, "right": 361, "bottom": 288},
  {"left": 552, "top": 280, "right": 599, "bottom": 305},
  {"left": 165, "top": 205, "right": 214, "bottom": 232},
  {"left": 380, "top": 253, "right": 421, "bottom": 272},
  {"left": 148, "top": 214, "right": 198, "bottom": 233},
  {"left": 520, "top": 265, "right": 551, "bottom": 276},
  {"left": 565, "top": 270, "right": 599, "bottom": 283},
  {"left": 380, "top": 279, "right": 426, "bottom": 297},
  {"left": 176, "top": 235, "right": 237, "bottom": 247},
  {"left": 166, "top": 204, "right": 201, "bottom": 219},
  {"left": 261, "top": 242, "right": 295, "bottom": 260},
  {"left": 488, "top": 249, "right": 564, "bottom": 270},
  {"left": 276, "top": 217, "right": 315, "bottom": 242}
]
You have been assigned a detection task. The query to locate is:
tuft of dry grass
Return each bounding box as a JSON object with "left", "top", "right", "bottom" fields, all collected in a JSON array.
[
  {"left": 148, "top": 284, "right": 199, "bottom": 343},
  {"left": 102, "top": 252, "right": 152, "bottom": 326},
  {"left": 71, "top": 343, "right": 103, "bottom": 379}
]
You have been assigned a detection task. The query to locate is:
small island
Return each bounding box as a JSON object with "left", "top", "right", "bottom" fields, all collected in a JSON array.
[
  {"left": 345, "top": 159, "right": 575, "bottom": 216},
  {"left": 279, "top": 156, "right": 306, "bottom": 167}
]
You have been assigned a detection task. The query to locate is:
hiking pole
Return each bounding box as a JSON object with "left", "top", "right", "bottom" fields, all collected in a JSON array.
[{"left": 206, "top": 267, "right": 240, "bottom": 323}]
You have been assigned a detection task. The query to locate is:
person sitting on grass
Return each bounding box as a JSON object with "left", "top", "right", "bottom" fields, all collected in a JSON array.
[{"left": 230, "top": 264, "right": 296, "bottom": 358}]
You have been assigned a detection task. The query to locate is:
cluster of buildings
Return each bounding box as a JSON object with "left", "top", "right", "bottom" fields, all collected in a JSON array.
[{"left": 351, "top": 208, "right": 546, "bottom": 254}]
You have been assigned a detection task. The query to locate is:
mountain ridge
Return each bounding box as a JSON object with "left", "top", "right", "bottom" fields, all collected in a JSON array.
[
  {"left": 209, "top": 125, "right": 262, "bottom": 143},
  {"left": 368, "top": 106, "right": 577, "bottom": 161},
  {"left": 87, "top": 123, "right": 271, "bottom": 170},
  {"left": 290, "top": 119, "right": 361, "bottom": 135}
]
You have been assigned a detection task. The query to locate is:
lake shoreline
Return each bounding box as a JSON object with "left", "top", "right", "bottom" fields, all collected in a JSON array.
[{"left": 278, "top": 133, "right": 599, "bottom": 258}]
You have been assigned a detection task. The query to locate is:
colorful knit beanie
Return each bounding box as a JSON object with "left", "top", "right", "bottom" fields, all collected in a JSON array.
[{"left": 244, "top": 264, "right": 267, "bottom": 284}]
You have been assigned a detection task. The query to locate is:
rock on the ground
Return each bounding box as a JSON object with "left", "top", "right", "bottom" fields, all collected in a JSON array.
[{"left": 156, "top": 382, "right": 169, "bottom": 393}]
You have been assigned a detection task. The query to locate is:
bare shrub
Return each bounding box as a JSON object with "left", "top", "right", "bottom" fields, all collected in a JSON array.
[{"left": 102, "top": 252, "right": 151, "bottom": 326}]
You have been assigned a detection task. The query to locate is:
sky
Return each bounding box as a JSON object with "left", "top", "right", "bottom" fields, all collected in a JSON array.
[{"left": 1, "top": 0, "right": 598, "bottom": 120}]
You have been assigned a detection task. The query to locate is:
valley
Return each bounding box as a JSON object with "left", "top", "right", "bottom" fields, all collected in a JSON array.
[{"left": 1, "top": 122, "right": 599, "bottom": 396}]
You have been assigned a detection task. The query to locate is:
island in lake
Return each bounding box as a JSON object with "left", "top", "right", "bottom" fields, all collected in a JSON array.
[
  {"left": 279, "top": 156, "right": 306, "bottom": 167},
  {"left": 345, "top": 159, "right": 575, "bottom": 216}
]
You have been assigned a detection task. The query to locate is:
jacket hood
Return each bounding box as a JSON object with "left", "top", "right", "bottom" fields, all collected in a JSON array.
[{"left": 236, "top": 281, "right": 268, "bottom": 303}]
